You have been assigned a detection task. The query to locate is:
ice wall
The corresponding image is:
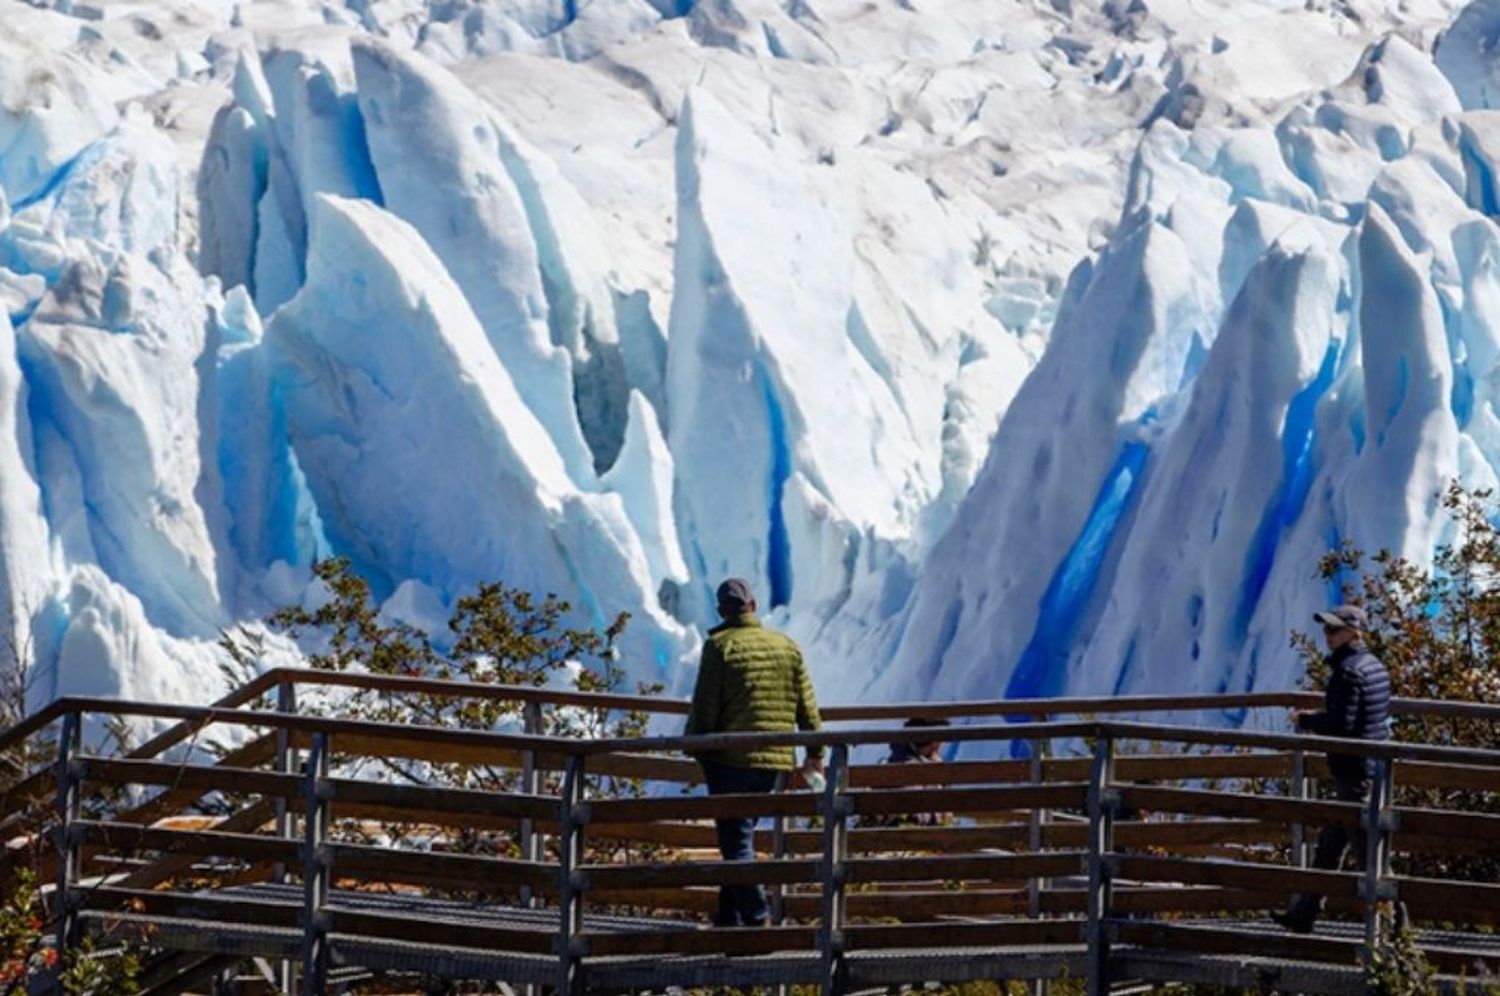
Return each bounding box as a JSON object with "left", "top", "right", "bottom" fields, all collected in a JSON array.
[
  {"left": 4, "top": 0, "right": 1500, "bottom": 719},
  {"left": 874, "top": 21, "right": 1495, "bottom": 721}
]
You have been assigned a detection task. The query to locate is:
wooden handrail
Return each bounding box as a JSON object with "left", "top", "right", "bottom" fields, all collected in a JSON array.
[
  {"left": 11, "top": 698, "right": 1500, "bottom": 772},
  {"left": 248, "top": 666, "right": 1500, "bottom": 721},
  {"left": 0, "top": 698, "right": 66, "bottom": 756}
]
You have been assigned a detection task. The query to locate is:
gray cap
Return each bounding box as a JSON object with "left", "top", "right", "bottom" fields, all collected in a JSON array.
[
  {"left": 716, "top": 577, "right": 755, "bottom": 613},
  {"left": 1313, "top": 604, "right": 1368, "bottom": 631}
]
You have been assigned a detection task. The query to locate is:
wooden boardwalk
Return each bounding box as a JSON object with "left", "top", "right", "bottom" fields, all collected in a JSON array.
[
  {"left": 3, "top": 668, "right": 1498, "bottom": 995},
  {"left": 81, "top": 882, "right": 1500, "bottom": 994}
]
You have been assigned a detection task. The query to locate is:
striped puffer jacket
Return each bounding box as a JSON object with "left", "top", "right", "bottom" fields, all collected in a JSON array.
[
  {"left": 684, "top": 614, "right": 823, "bottom": 771},
  {"left": 1300, "top": 641, "right": 1392, "bottom": 781}
]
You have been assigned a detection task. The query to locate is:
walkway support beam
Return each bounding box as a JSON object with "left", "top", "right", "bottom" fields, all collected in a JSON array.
[
  {"left": 819, "top": 744, "right": 850, "bottom": 996},
  {"left": 1085, "top": 732, "right": 1115, "bottom": 996},
  {"left": 299, "top": 731, "right": 330, "bottom": 996},
  {"left": 558, "top": 753, "right": 588, "bottom": 996}
]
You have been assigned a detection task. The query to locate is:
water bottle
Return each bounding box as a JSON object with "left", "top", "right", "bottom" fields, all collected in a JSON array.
[{"left": 805, "top": 770, "right": 826, "bottom": 793}]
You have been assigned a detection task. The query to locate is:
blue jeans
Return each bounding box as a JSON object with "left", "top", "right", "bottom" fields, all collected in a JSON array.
[{"left": 701, "top": 760, "right": 780, "bottom": 927}]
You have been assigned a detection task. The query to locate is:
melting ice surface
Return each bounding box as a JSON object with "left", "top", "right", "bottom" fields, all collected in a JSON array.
[{"left": 1, "top": 0, "right": 1499, "bottom": 726}]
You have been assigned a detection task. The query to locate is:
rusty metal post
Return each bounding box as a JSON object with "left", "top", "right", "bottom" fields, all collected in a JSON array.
[
  {"left": 1028, "top": 717, "right": 1051, "bottom": 919},
  {"left": 557, "top": 753, "right": 588, "bottom": 996},
  {"left": 1029, "top": 720, "right": 1052, "bottom": 996},
  {"left": 770, "top": 771, "right": 789, "bottom": 923},
  {"left": 772, "top": 771, "right": 791, "bottom": 996},
  {"left": 299, "top": 732, "right": 330, "bottom": 996},
  {"left": 519, "top": 699, "right": 543, "bottom": 908},
  {"left": 1362, "top": 757, "right": 1394, "bottom": 965},
  {"left": 53, "top": 709, "right": 82, "bottom": 972},
  {"left": 818, "top": 744, "right": 850, "bottom": 996},
  {"left": 1290, "top": 748, "right": 1308, "bottom": 868},
  {"left": 1085, "top": 732, "right": 1115, "bottom": 996},
  {"left": 274, "top": 680, "right": 297, "bottom": 996}
]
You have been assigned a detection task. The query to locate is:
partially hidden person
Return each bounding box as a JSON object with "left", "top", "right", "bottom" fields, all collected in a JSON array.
[
  {"left": 861, "top": 717, "right": 952, "bottom": 828},
  {"left": 1272, "top": 603, "right": 1391, "bottom": 934},
  {"left": 685, "top": 577, "right": 825, "bottom": 927}
]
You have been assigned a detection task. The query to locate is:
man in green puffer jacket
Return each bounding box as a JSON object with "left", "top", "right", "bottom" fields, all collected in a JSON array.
[{"left": 685, "top": 577, "right": 824, "bottom": 927}]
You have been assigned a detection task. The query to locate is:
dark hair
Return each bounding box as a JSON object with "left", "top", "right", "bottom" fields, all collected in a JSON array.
[{"left": 903, "top": 716, "right": 951, "bottom": 730}]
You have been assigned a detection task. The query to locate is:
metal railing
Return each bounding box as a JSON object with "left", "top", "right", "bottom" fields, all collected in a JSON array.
[{"left": 2, "top": 672, "right": 1498, "bottom": 995}]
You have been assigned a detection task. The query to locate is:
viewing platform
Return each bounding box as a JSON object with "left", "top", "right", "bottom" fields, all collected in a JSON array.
[{"left": 2, "top": 668, "right": 1497, "bottom": 995}]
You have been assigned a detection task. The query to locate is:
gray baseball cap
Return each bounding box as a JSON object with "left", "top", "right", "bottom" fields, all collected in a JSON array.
[
  {"left": 716, "top": 577, "right": 755, "bottom": 612},
  {"left": 1313, "top": 604, "right": 1368, "bottom": 631}
]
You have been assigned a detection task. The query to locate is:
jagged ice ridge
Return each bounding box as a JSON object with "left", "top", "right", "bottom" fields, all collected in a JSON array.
[{"left": 2, "top": 0, "right": 1499, "bottom": 737}]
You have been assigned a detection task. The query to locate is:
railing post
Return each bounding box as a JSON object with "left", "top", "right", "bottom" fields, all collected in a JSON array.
[
  {"left": 557, "top": 753, "right": 588, "bottom": 996},
  {"left": 53, "top": 709, "right": 82, "bottom": 972},
  {"left": 1085, "top": 731, "right": 1115, "bottom": 996},
  {"left": 300, "top": 732, "right": 331, "bottom": 996},
  {"left": 818, "top": 744, "right": 850, "bottom": 996},
  {"left": 770, "top": 771, "right": 789, "bottom": 925},
  {"left": 1028, "top": 717, "right": 1051, "bottom": 920},
  {"left": 772, "top": 770, "right": 791, "bottom": 996},
  {"left": 1290, "top": 748, "right": 1308, "bottom": 868},
  {"left": 275, "top": 681, "right": 298, "bottom": 996},
  {"left": 519, "top": 699, "right": 543, "bottom": 909},
  {"left": 1362, "top": 757, "right": 1394, "bottom": 964}
]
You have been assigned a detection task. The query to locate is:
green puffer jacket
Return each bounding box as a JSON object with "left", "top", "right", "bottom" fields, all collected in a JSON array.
[{"left": 684, "top": 614, "right": 823, "bottom": 770}]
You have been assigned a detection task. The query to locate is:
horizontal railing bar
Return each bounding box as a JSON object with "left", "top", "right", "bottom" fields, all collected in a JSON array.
[
  {"left": 1109, "top": 920, "right": 1358, "bottom": 965},
  {"left": 225, "top": 666, "right": 1500, "bottom": 722},
  {"left": 329, "top": 842, "right": 555, "bottom": 893},
  {"left": 1118, "top": 786, "right": 1365, "bottom": 827},
  {"left": 262, "top": 667, "right": 692, "bottom": 715},
  {"left": 583, "top": 925, "right": 818, "bottom": 958},
  {"left": 1395, "top": 806, "right": 1500, "bottom": 841},
  {"left": 588, "top": 792, "right": 821, "bottom": 823},
  {"left": 849, "top": 783, "right": 1088, "bottom": 816},
  {"left": 848, "top": 751, "right": 1294, "bottom": 790},
  {"left": 329, "top": 905, "right": 557, "bottom": 954},
  {"left": 326, "top": 779, "right": 557, "bottom": 823},
  {"left": 80, "top": 753, "right": 561, "bottom": 833},
  {"left": 72, "top": 821, "right": 301, "bottom": 864},
  {"left": 116, "top": 799, "right": 279, "bottom": 890},
  {"left": 77, "top": 757, "right": 302, "bottom": 798},
  {"left": 844, "top": 919, "right": 1087, "bottom": 949},
  {"left": 589, "top": 815, "right": 1282, "bottom": 855},
  {"left": 83, "top": 886, "right": 301, "bottom": 926},
  {"left": 1094, "top": 721, "right": 1500, "bottom": 766},
  {"left": 0, "top": 699, "right": 66, "bottom": 757},
  {"left": 29, "top": 699, "right": 570, "bottom": 754},
  {"left": 611, "top": 720, "right": 1099, "bottom": 755},
  {"left": 71, "top": 821, "right": 556, "bottom": 893},
  {"left": 0, "top": 767, "right": 56, "bottom": 824},
  {"left": 127, "top": 671, "right": 283, "bottom": 760},
  {"left": 104, "top": 737, "right": 279, "bottom": 840},
  {"left": 1395, "top": 760, "right": 1500, "bottom": 793},
  {"left": 81, "top": 910, "right": 303, "bottom": 960},
  {"left": 583, "top": 858, "right": 819, "bottom": 889},
  {"left": 1112, "top": 855, "right": 1361, "bottom": 898},
  {"left": 16, "top": 698, "right": 1500, "bottom": 770},
  {"left": 1394, "top": 875, "right": 1500, "bottom": 923},
  {"left": 844, "top": 852, "right": 1086, "bottom": 883},
  {"left": 251, "top": 669, "right": 1319, "bottom": 720}
]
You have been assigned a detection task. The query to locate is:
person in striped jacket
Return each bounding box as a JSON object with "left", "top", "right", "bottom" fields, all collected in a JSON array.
[
  {"left": 685, "top": 578, "right": 825, "bottom": 927},
  {"left": 1273, "top": 603, "right": 1392, "bottom": 934}
]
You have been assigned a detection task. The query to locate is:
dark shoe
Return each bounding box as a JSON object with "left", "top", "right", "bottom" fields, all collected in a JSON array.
[{"left": 1271, "top": 911, "right": 1314, "bottom": 934}]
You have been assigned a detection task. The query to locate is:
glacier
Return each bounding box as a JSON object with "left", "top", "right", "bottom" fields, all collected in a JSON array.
[{"left": 1, "top": 0, "right": 1499, "bottom": 726}]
